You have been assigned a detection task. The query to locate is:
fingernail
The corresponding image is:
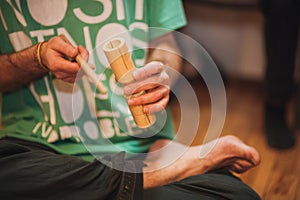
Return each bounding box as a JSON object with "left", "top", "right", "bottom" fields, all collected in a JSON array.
[{"left": 133, "top": 70, "right": 138, "bottom": 79}]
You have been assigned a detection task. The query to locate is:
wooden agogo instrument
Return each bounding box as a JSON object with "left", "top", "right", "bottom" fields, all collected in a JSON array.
[{"left": 103, "top": 37, "right": 156, "bottom": 128}]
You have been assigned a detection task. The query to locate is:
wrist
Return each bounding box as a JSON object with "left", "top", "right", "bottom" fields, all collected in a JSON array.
[{"left": 36, "top": 41, "right": 48, "bottom": 71}]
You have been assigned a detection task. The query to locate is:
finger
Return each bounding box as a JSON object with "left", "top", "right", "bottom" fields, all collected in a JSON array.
[
  {"left": 53, "top": 71, "right": 78, "bottom": 81},
  {"left": 61, "top": 77, "right": 77, "bottom": 83},
  {"left": 43, "top": 38, "right": 80, "bottom": 74},
  {"left": 229, "top": 160, "right": 253, "bottom": 174},
  {"left": 124, "top": 82, "right": 159, "bottom": 96},
  {"left": 78, "top": 45, "right": 89, "bottom": 61},
  {"left": 143, "top": 95, "right": 170, "bottom": 114},
  {"left": 133, "top": 61, "right": 164, "bottom": 81},
  {"left": 124, "top": 71, "right": 169, "bottom": 95},
  {"left": 128, "top": 85, "right": 169, "bottom": 106},
  {"left": 49, "top": 58, "right": 81, "bottom": 74},
  {"left": 50, "top": 37, "right": 78, "bottom": 58},
  {"left": 76, "top": 69, "right": 85, "bottom": 80}
]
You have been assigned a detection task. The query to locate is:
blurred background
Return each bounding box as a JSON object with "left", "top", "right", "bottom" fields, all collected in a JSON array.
[
  {"left": 169, "top": 0, "right": 300, "bottom": 199},
  {"left": 179, "top": 0, "right": 299, "bottom": 80}
]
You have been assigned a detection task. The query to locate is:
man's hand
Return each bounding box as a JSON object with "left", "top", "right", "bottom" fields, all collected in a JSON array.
[
  {"left": 0, "top": 35, "right": 93, "bottom": 92},
  {"left": 123, "top": 61, "right": 170, "bottom": 114},
  {"left": 40, "top": 36, "right": 90, "bottom": 83}
]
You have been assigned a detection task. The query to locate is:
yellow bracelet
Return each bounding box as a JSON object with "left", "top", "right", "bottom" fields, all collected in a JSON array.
[{"left": 36, "top": 41, "right": 48, "bottom": 71}]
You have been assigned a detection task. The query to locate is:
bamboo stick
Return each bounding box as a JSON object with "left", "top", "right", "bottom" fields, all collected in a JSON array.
[
  {"left": 103, "top": 37, "right": 156, "bottom": 128},
  {"left": 59, "top": 34, "right": 107, "bottom": 94}
]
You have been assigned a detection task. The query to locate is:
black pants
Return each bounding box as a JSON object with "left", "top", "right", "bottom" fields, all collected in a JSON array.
[
  {"left": 0, "top": 137, "right": 261, "bottom": 200},
  {"left": 144, "top": 171, "right": 260, "bottom": 200},
  {"left": 261, "top": 0, "right": 300, "bottom": 106}
]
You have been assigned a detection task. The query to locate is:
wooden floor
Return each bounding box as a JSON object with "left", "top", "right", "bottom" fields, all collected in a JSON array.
[{"left": 169, "top": 77, "right": 300, "bottom": 200}]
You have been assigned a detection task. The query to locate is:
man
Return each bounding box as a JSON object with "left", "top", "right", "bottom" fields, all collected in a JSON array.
[
  {"left": 0, "top": 0, "right": 260, "bottom": 199},
  {"left": 261, "top": 0, "right": 299, "bottom": 149}
]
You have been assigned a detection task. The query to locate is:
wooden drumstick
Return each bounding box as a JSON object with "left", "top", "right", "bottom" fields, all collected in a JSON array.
[
  {"left": 59, "top": 34, "right": 107, "bottom": 94},
  {"left": 103, "top": 37, "right": 156, "bottom": 128}
]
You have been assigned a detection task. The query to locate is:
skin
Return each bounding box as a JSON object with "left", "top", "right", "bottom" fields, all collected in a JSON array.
[
  {"left": 143, "top": 135, "right": 260, "bottom": 189},
  {"left": 124, "top": 32, "right": 182, "bottom": 114},
  {"left": 122, "top": 33, "right": 260, "bottom": 188},
  {"left": 0, "top": 33, "right": 260, "bottom": 189},
  {"left": 0, "top": 44, "right": 47, "bottom": 92},
  {"left": 0, "top": 36, "right": 88, "bottom": 92}
]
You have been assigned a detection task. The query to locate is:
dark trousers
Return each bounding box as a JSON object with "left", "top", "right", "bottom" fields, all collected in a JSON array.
[
  {"left": 261, "top": 0, "right": 300, "bottom": 106},
  {"left": 0, "top": 137, "right": 142, "bottom": 200},
  {"left": 0, "top": 137, "right": 261, "bottom": 200},
  {"left": 144, "top": 170, "right": 260, "bottom": 200}
]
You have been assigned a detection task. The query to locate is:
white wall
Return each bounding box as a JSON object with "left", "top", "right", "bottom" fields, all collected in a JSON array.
[{"left": 179, "top": 2, "right": 266, "bottom": 80}]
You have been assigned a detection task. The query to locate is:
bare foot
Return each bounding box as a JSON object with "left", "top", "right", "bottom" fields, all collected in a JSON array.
[
  {"left": 143, "top": 135, "right": 260, "bottom": 188},
  {"left": 197, "top": 135, "right": 261, "bottom": 173}
]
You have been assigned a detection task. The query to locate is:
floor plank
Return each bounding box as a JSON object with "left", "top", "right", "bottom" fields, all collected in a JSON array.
[{"left": 263, "top": 147, "right": 299, "bottom": 200}]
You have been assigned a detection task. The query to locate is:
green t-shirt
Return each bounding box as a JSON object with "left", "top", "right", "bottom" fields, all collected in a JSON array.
[{"left": 0, "top": 0, "right": 186, "bottom": 161}]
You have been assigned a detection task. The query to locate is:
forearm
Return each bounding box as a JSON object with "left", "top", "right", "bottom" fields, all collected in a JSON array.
[
  {"left": 147, "top": 32, "right": 182, "bottom": 85},
  {"left": 0, "top": 44, "right": 47, "bottom": 93}
]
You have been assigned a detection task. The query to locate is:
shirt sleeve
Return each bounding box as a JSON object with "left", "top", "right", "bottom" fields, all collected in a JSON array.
[{"left": 147, "top": 0, "right": 187, "bottom": 39}]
